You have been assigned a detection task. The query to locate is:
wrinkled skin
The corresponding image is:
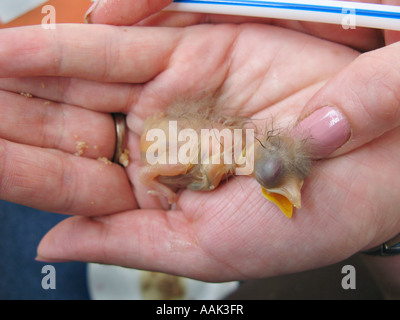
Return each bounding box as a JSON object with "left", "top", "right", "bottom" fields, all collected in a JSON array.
[{"left": 0, "top": 20, "right": 400, "bottom": 282}]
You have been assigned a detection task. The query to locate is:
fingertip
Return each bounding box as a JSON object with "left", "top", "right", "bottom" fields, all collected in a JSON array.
[
  {"left": 293, "top": 106, "right": 351, "bottom": 159},
  {"left": 295, "top": 43, "right": 400, "bottom": 160},
  {"left": 37, "top": 216, "right": 99, "bottom": 262},
  {"left": 85, "top": 0, "right": 173, "bottom": 25}
]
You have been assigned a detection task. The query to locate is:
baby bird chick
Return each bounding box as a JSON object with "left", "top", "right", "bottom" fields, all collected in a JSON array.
[
  {"left": 139, "top": 102, "right": 248, "bottom": 204},
  {"left": 139, "top": 103, "right": 311, "bottom": 218}
]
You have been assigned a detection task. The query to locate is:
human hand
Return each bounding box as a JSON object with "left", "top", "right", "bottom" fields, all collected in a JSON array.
[
  {"left": 86, "top": 0, "right": 400, "bottom": 277},
  {"left": 0, "top": 23, "right": 399, "bottom": 282}
]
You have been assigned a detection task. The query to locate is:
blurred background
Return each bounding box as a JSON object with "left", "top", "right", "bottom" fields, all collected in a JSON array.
[
  {"left": 0, "top": 0, "right": 92, "bottom": 27},
  {"left": 0, "top": 0, "right": 384, "bottom": 300}
]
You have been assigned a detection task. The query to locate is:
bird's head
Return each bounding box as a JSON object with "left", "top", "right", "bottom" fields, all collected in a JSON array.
[{"left": 253, "top": 133, "right": 311, "bottom": 218}]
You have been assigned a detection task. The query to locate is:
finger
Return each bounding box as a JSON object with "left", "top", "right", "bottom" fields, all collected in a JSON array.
[
  {"left": 0, "top": 90, "right": 116, "bottom": 158},
  {"left": 0, "top": 138, "right": 136, "bottom": 215},
  {"left": 0, "top": 77, "right": 138, "bottom": 113},
  {"left": 139, "top": 11, "right": 382, "bottom": 51},
  {"left": 85, "top": 0, "right": 173, "bottom": 25},
  {"left": 0, "top": 24, "right": 181, "bottom": 83},
  {"left": 36, "top": 209, "right": 229, "bottom": 281},
  {"left": 293, "top": 42, "right": 400, "bottom": 159}
]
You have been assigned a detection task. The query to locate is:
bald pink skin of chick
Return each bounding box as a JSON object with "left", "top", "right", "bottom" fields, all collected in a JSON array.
[
  {"left": 139, "top": 105, "right": 311, "bottom": 213},
  {"left": 139, "top": 105, "right": 248, "bottom": 203}
]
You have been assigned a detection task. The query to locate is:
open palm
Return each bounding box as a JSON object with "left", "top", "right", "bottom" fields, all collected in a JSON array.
[{"left": 1, "top": 23, "right": 398, "bottom": 281}]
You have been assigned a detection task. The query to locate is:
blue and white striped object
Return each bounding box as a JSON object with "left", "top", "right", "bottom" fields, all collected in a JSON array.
[{"left": 165, "top": 0, "right": 400, "bottom": 30}]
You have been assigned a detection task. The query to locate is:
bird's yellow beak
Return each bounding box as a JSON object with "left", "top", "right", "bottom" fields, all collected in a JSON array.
[{"left": 261, "top": 177, "right": 304, "bottom": 218}]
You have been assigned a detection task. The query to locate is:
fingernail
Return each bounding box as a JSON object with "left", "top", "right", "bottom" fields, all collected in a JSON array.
[
  {"left": 84, "top": 0, "right": 100, "bottom": 24},
  {"left": 294, "top": 106, "right": 351, "bottom": 158}
]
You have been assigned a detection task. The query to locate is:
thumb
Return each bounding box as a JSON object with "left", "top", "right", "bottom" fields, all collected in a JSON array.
[
  {"left": 294, "top": 41, "right": 400, "bottom": 159},
  {"left": 85, "top": 0, "right": 173, "bottom": 25}
]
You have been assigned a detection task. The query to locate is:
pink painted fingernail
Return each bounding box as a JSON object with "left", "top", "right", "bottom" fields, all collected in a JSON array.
[{"left": 294, "top": 106, "right": 351, "bottom": 158}]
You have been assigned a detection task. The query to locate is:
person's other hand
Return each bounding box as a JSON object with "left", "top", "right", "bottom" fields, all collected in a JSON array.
[{"left": 0, "top": 23, "right": 398, "bottom": 282}]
